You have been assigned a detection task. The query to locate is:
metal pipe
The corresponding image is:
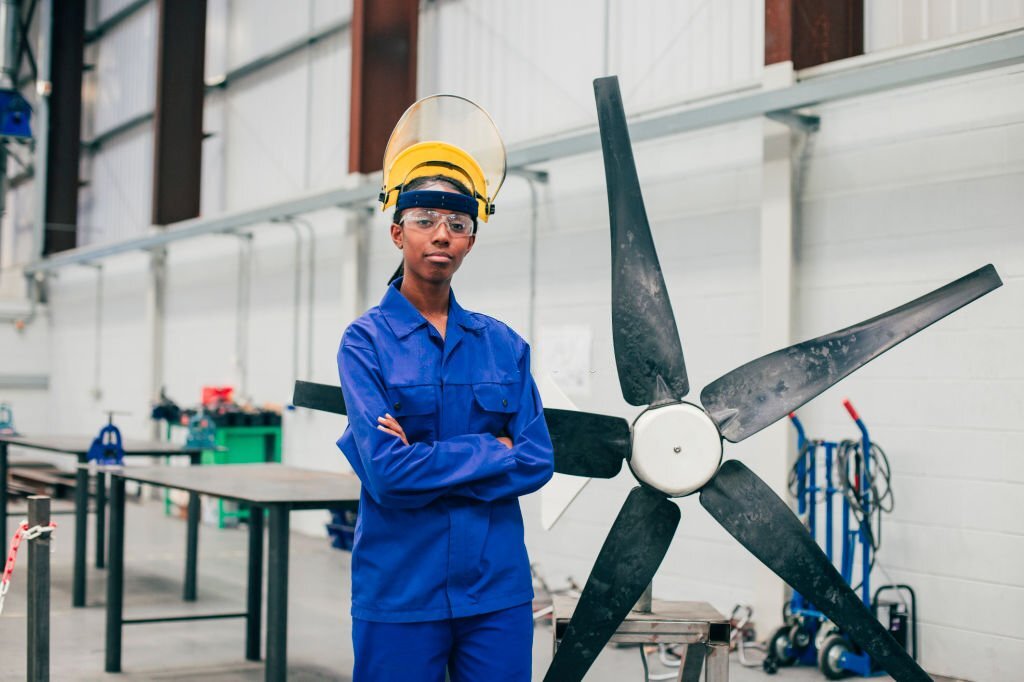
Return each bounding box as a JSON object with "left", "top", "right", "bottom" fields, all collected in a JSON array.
[
  {"left": 183, "top": 492, "right": 199, "bottom": 601},
  {"left": 94, "top": 467, "right": 106, "bottom": 569},
  {"left": 235, "top": 234, "right": 253, "bottom": 403},
  {"left": 266, "top": 505, "right": 290, "bottom": 679},
  {"left": 510, "top": 170, "right": 548, "bottom": 345},
  {"left": 72, "top": 454, "right": 87, "bottom": 607},
  {"left": 104, "top": 473, "right": 125, "bottom": 672},
  {"left": 92, "top": 264, "right": 103, "bottom": 401},
  {"left": 32, "top": 0, "right": 51, "bottom": 263},
  {"left": 288, "top": 216, "right": 317, "bottom": 379},
  {"left": 26, "top": 495, "right": 51, "bottom": 682},
  {"left": 273, "top": 220, "right": 303, "bottom": 386}
]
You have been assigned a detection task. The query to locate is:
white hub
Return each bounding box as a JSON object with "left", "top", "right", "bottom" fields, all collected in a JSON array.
[{"left": 629, "top": 402, "right": 723, "bottom": 497}]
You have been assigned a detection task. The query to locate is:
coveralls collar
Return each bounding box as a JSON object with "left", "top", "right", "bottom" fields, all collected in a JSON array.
[{"left": 381, "top": 277, "right": 484, "bottom": 340}]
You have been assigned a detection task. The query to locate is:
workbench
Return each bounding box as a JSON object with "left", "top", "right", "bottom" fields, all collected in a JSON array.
[
  {"left": 103, "top": 463, "right": 361, "bottom": 681},
  {"left": 0, "top": 434, "right": 204, "bottom": 607}
]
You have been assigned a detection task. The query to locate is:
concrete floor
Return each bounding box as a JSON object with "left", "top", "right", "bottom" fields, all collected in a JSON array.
[{"left": 0, "top": 497, "right": 898, "bottom": 681}]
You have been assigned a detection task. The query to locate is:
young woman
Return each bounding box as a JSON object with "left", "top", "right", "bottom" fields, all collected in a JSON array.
[{"left": 336, "top": 97, "right": 554, "bottom": 681}]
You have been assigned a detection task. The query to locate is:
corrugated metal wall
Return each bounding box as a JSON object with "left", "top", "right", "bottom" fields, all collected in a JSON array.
[
  {"left": 867, "top": 0, "right": 1024, "bottom": 52},
  {"left": 79, "top": 1, "right": 157, "bottom": 246},
  {"left": 424, "top": 0, "right": 763, "bottom": 145}
]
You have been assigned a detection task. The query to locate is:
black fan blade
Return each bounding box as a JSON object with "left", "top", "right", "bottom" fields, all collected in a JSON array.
[
  {"left": 701, "top": 460, "right": 931, "bottom": 682},
  {"left": 544, "top": 486, "right": 680, "bottom": 682},
  {"left": 292, "top": 380, "right": 346, "bottom": 415},
  {"left": 680, "top": 646, "right": 706, "bottom": 682},
  {"left": 595, "top": 76, "right": 689, "bottom": 406},
  {"left": 701, "top": 264, "right": 1001, "bottom": 442},
  {"left": 545, "top": 408, "right": 629, "bottom": 478}
]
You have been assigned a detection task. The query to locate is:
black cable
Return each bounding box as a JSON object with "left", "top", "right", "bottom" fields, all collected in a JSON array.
[{"left": 785, "top": 434, "right": 895, "bottom": 593}]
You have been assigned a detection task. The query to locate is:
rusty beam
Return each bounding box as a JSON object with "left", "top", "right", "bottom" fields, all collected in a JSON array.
[
  {"left": 766, "top": 0, "right": 863, "bottom": 69},
  {"left": 348, "top": 0, "right": 418, "bottom": 174},
  {"left": 43, "top": 0, "right": 86, "bottom": 254},
  {"left": 151, "top": 0, "right": 207, "bottom": 225}
]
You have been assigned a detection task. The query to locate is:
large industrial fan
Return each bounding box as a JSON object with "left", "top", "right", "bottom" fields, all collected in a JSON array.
[{"left": 293, "top": 76, "right": 1001, "bottom": 682}]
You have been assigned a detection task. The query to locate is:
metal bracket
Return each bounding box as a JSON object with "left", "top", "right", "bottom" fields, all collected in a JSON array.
[{"left": 765, "top": 110, "right": 821, "bottom": 133}]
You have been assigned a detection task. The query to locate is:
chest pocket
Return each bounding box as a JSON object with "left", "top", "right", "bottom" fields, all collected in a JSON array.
[
  {"left": 385, "top": 384, "right": 437, "bottom": 442},
  {"left": 471, "top": 381, "right": 520, "bottom": 435}
]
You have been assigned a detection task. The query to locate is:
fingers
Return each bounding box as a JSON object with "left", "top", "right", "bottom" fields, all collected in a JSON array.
[
  {"left": 496, "top": 436, "right": 513, "bottom": 449},
  {"left": 377, "top": 414, "right": 409, "bottom": 445}
]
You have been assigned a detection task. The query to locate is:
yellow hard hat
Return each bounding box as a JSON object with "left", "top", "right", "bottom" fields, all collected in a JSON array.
[{"left": 380, "top": 95, "right": 506, "bottom": 222}]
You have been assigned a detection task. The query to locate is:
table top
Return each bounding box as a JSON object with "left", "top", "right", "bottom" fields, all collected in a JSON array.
[
  {"left": 109, "top": 463, "right": 362, "bottom": 506},
  {"left": 552, "top": 594, "right": 728, "bottom": 625},
  {"left": 0, "top": 434, "right": 204, "bottom": 457}
]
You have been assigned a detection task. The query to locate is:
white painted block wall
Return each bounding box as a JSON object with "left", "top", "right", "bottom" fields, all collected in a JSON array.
[{"left": 793, "top": 65, "right": 1024, "bottom": 681}]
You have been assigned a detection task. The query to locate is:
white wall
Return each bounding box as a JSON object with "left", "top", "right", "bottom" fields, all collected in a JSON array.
[{"left": 793, "top": 65, "right": 1024, "bottom": 681}]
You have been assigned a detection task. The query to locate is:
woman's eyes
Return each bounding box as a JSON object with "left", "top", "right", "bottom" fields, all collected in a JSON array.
[{"left": 413, "top": 219, "right": 434, "bottom": 228}]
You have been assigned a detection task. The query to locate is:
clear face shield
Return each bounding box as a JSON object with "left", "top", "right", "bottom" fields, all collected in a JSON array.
[{"left": 380, "top": 95, "right": 507, "bottom": 222}]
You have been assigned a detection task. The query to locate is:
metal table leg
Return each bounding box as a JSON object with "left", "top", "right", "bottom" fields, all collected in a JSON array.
[
  {"left": 246, "top": 506, "right": 264, "bottom": 661},
  {"left": 184, "top": 492, "right": 200, "bottom": 601},
  {"left": 706, "top": 642, "right": 729, "bottom": 682},
  {"left": 265, "top": 505, "right": 289, "bottom": 681},
  {"left": 0, "top": 442, "right": 8, "bottom": 551},
  {"left": 73, "top": 456, "right": 89, "bottom": 607},
  {"left": 105, "top": 475, "right": 126, "bottom": 672},
  {"left": 95, "top": 469, "right": 107, "bottom": 568}
]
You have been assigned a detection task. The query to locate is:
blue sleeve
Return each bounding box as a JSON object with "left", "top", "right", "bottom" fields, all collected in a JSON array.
[
  {"left": 338, "top": 334, "right": 516, "bottom": 510},
  {"left": 449, "top": 340, "right": 555, "bottom": 502}
]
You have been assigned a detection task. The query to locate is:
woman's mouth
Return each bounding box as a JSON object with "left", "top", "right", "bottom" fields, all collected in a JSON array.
[{"left": 426, "top": 252, "right": 453, "bottom": 264}]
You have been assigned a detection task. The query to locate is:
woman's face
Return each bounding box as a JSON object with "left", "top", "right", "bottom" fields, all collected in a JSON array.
[{"left": 390, "top": 182, "right": 476, "bottom": 285}]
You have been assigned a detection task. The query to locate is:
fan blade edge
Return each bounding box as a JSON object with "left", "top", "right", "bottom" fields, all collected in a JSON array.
[
  {"left": 594, "top": 75, "right": 689, "bottom": 406},
  {"left": 544, "top": 486, "right": 680, "bottom": 682},
  {"left": 701, "top": 460, "right": 931, "bottom": 682},
  {"left": 702, "top": 264, "right": 1001, "bottom": 442}
]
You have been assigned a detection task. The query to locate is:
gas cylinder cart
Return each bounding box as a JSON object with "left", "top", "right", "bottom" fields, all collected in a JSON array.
[{"left": 763, "top": 399, "right": 917, "bottom": 679}]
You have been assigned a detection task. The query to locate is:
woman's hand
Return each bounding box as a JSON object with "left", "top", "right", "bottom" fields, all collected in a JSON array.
[
  {"left": 377, "top": 413, "right": 409, "bottom": 446},
  {"left": 496, "top": 436, "right": 513, "bottom": 449}
]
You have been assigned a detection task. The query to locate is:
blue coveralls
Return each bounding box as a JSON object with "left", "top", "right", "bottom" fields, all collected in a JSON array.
[{"left": 337, "top": 278, "right": 555, "bottom": 681}]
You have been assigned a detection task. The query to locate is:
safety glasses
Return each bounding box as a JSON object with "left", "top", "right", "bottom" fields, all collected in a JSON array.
[{"left": 399, "top": 209, "right": 476, "bottom": 238}]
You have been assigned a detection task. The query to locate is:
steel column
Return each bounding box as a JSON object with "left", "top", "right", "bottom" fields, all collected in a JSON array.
[
  {"left": 151, "top": 0, "right": 207, "bottom": 225},
  {"left": 765, "top": 0, "right": 863, "bottom": 69},
  {"left": 184, "top": 491, "right": 200, "bottom": 601},
  {"left": 348, "top": 0, "right": 418, "bottom": 173},
  {"left": 265, "top": 505, "right": 289, "bottom": 681},
  {"left": 104, "top": 474, "right": 125, "bottom": 672},
  {"left": 246, "top": 506, "right": 264, "bottom": 661},
  {"left": 72, "top": 455, "right": 87, "bottom": 607},
  {"left": 706, "top": 642, "right": 729, "bottom": 682},
  {"left": 43, "top": 0, "right": 84, "bottom": 255},
  {"left": 26, "top": 496, "right": 51, "bottom": 682}
]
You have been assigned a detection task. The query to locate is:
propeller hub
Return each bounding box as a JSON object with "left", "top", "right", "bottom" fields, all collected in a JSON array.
[{"left": 629, "top": 401, "right": 723, "bottom": 497}]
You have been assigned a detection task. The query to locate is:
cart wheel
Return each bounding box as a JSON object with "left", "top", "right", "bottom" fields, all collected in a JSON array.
[
  {"left": 768, "top": 626, "right": 797, "bottom": 666},
  {"left": 819, "top": 634, "right": 851, "bottom": 680},
  {"left": 762, "top": 656, "right": 779, "bottom": 675}
]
